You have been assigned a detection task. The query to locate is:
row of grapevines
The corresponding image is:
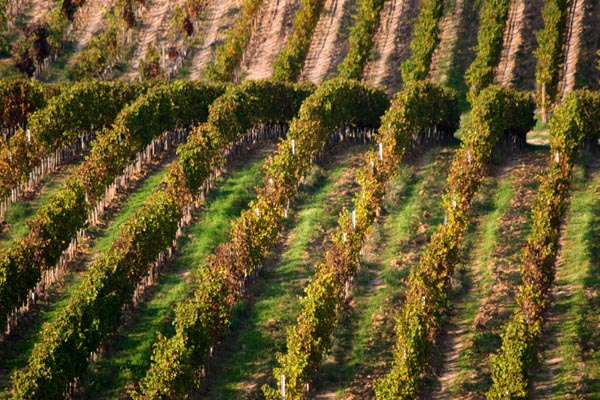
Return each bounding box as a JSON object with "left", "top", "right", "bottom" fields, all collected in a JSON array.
[
  {"left": 133, "top": 79, "right": 388, "bottom": 399},
  {"left": 0, "top": 81, "right": 142, "bottom": 204},
  {"left": 69, "top": 12, "right": 122, "bottom": 81},
  {"left": 534, "top": 0, "right": 569, "bottom": 120},
  {"left": 271, "top": 0, "right": 326, "bottom": 82},
  {"left": 263, "top": 81, "right": 460, "bottom": 400},
  {"left": 204, "top": 0, "right": 265, "bottom": 81},
  {"left": 400, "top": 0, "right": 444, "bottom": 83},
  {"left": 487, "top": 90, "right": 600, "bottom": 399},
  {"left": 0, "top": 0, "right": 8, "bottom": 53},
  {"left": 374, "top": 85, "right": 535, "bottom": 399},
  {"left": 0, "top": 81, "right": 224, "bottom": 339},
  {"left": 337, "top": 0, "right": 386, "bottom": 80},
  {"left": 11, "top": 0, "right": 85, "bottom": 76},
  {"left": 0, "top": 78, "right": 55, "bottom": 193},
  {"left": 0, "top": 78, "right": 54, "bottom": 131},
  {"left": 80, "top": 81, "right": 224, "bottom": 199},
  {"left": 11, "top": 80, "right": 312, "bottom": 399},
  {"left": 116, "top": 0, "right": 144, "bottom": 28},
  {"left": 464, "top": 0, "right": 510, "bottom": 97}
]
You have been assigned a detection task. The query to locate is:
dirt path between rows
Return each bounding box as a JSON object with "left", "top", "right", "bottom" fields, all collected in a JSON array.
[
  {"left": 300, "top": 0, "right": 356, "bottom": 83},
  {"left": 362, "top": 0, "right": 419, "bottom": 95},
  {"left": 238, "top": 0, "right": 300, "bottom": 80}
]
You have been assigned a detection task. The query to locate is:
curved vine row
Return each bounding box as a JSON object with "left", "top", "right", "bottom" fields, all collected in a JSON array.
[
  {"left": 1, "top": 80, "right": 141, "bottom": 200},
  {"left": 487, "top": 90, "right": 600, "bottom": 399},
  {"left": 0, "top": 81, "right": 224, "bottom": 342},
  {"left": 132, "top": 79, "right": 388, "bottom": 399},
  {"left": 263, "top": 81, "right": 460, "bottom": 400},
  {"left": 374, "top": 86, "right": 535, "bottom": 399}
]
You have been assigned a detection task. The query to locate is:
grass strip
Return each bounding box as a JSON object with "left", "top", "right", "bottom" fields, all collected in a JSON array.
[
  {"left": 311, "top": 145, "right": 456, "bottom": 397},
  {"left": 0, "top": 160, "right": 173, "bottom": 396},
  {"left": 533, "top": 155, "right": 600, "bottom": 397},
  {"left": 201, "top": 144, "right": 367, "bottom": 399},
  {"left": 81, "top": 145, "right": 274, "bottom": 398}
]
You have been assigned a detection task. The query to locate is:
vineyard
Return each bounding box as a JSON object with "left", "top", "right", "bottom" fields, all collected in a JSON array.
[{"left": 0, "top": 0, "right": 599, "bottom": 399}]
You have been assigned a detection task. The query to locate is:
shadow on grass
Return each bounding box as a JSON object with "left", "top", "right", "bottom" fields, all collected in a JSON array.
[{"left": 578, "top": 154, "right": 600, "bottom": 395}]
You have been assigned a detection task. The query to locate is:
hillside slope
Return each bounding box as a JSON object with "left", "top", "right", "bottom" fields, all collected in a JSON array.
[
  {"left": 189, "top": 0, "right": 243, "bottom": 80},
  {"left": 495, "top": 0, "right": 543, "bottom": 90},
  {"left": 362, "top": 0, "right": 419, "bottom": 94},
  {"left": 238, "top": 0, "right": 300, "bottom": 80},
  {"left": 300, "top": 0, "right": 356, "bottom": 83}
]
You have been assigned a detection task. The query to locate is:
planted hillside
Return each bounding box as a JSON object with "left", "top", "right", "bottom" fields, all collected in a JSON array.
[
  {"left": 134, "top": 79, "right": 388, "bottom": 399},
  {"left": 465, "top": 0, "right": 510, "bottom": 97},
  {"left": 0, "top": 2, "right": 599, "bottom": 399},
  {"left": 11, "top": 80, "right": 311, "bottom": 400},
  {"left": 264, "top": 81, "right": 459, "bottom": 400},
  {"left": 375, "top": 86, "right": 535, "bottom": 399},
  {"left": 488, "top": 90, "right": 600, "bottom": 399}
]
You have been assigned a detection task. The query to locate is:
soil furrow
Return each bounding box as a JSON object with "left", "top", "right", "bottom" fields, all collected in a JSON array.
[
  {"left": 300, "top": 0, "right": 355, "bottom": 83},
  {"left": 189, "top": 0, "right": 243, "bottom": 80},
  {"left": 362, "top": 0, "right": 419, "bottom": 94},
  {"left": 495, "top": 0, "right": 543, "bottom": 90},
  {"left": 238, "top": 0, "right": 300, "bottom": 80},
  {"left": 559, "top": 0, "right": 586, "bottom": 99},
  {"left": 428, "top": 0, "right": 466, "bottom": 84}
]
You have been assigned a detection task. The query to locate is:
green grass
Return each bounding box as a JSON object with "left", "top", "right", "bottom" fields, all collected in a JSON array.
[
  {"left": 448, "top": 149, "right": 544, "bottom": 397},
  {"left": 310, "top": 144, "right": 457, "bottom": 397},
  {"left": 0, "top": 161, "right": 173, "bottom": 396},
  {"left": 91, "top": 164, "right": 171, "bottom": 254},
  {"left": 535, "top": 154, "right": 600, "bottom": 397},
  {"left": 81, "top": 145, "right": 275, "bottom": 399},
  {"left": 0, "top": 165, "right": 76, "bottom": 250},
  {"left": 201, "top": 144, "right": 367, "bottom": 399},
  {"left": 446, "top": 165, "right": 513, "bottom": 397}
]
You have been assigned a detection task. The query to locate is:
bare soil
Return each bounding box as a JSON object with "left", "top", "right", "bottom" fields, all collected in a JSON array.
[
  {"left": 362, "top": 0, "right": 419, "bottom": 95},
  {"left": 189, "top": 0, "right": 243, "bottom": 80},
  {"left": 238, "top": 0, "right": 300, "bottom": 80},
  {"left": 300, "top": 0, "right": 357, "bottom": 84}
]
